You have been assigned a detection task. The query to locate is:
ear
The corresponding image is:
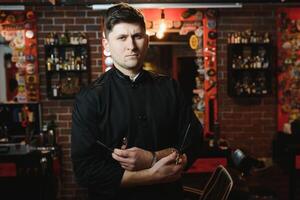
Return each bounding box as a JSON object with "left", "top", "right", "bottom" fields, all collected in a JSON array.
[{"left": 102, "top": 37, "right": 110, "bottom": 53}]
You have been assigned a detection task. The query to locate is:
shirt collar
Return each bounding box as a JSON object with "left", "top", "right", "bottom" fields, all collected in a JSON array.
[
  {"left": 130, "top": 73, "right": 140, "bottom": 82},
  {"left": 113, "top": 67, "right": 146, "bottom": 83}
]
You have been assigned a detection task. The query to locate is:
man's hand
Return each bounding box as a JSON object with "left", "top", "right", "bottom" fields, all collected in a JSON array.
[
  {"left": 112, "top": 147, "right": 153, "bottom": 171},
  {"left": 149, "top": 152, "right": 187, "bottom": 184},
  {"left": 119, "top": 151, "right": 188, "bottom": 187}
]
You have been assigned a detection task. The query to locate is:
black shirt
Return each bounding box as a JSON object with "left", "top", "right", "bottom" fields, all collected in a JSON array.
[{"left": 71, "top": 68, "right": 203, "bottom": 200}]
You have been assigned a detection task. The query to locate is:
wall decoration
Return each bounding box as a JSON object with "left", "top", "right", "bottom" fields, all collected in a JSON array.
[
  {"left": 0, "top": 10, "right": 39, "bottom": 102},
  {"left": 200, "top": 9, "right": 219, "bottom": 135},
  {"left": 173, "top": 8, "right": 218, "bottom": 136},
  {"left": 277, "top": 8, "right": 300, "bottom": 132}
]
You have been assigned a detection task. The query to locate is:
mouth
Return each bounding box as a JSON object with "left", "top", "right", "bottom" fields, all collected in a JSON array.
[{"left": 126, "top": 54, "right": 138, "bottom": 57}]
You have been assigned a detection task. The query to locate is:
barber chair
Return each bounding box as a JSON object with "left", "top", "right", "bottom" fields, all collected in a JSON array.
[{"left": 183, "top": 165, "right": 233, "bottom": 200}]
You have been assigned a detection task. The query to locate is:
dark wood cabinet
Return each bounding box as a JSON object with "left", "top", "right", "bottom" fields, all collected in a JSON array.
[
  {"left": 44, "top": 44, "right": 90, "bottom": 99},
  {"left": 227, "top": 43, "right": 272, "bottom": 97}
]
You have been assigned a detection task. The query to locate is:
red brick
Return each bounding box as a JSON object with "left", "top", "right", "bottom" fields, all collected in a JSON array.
[
  {"left": 50, "top": 108, "right": 69, "bottom": 113},
  {"left": 54, "top": 18, "right": 75, "bottom": 24},
  {"left": 43, "top": 25, "right": 63, "bottom": 31},
  {"left": 58, "top": 135, "right": 70, "bottom": 142},
  {"left": 87, "top": 11, "right": 102, "bottom": 17},
  {"left": 65, "top": 25, "right": 84, "bottom": 31},
  {"left": 60, "top": 129, "right": 71, "bottom": 135},
  {"left": 86, "top": 25, "right": 100, "bottom": 31},
  {"left": 59, "top": 101, "right": 74, "bottom": 106},
  {"left": 89, "top": 39, "right": 101, "bottom": 45},
  {"left": 55, "top": 6, "right": 76, "bottom": 11},
  {"left": 38, "top": 18, "right": 53, "bottom": 24},
  {"left": 57, "top": 121, "right": 68, "bottom": 127},
  {"left": 45, "top": 11, "right": 65, "bottom": 18},
  {"left": 59, "top": 114, "right": 72, "bottom": 120},
  {"left": 86, "top": 32, "right": 97, "bottom": 38},
  {"left": 75, "top": 18, "right": 95, "bottom": 24},
  {"left": 65, "top": 11, "right": 86, "bottom": 17},
  {"left": 42, "top": 101, "right": 59, "bottom": 107}
]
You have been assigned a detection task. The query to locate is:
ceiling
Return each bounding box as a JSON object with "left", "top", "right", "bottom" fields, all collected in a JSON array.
[{"left": 0, "top": 0, "right": 300, "bottom": 6}]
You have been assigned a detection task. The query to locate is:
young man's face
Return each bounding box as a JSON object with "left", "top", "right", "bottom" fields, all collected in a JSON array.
[{"left": 103, "top": 22, "right": 148, "bottom": 74}]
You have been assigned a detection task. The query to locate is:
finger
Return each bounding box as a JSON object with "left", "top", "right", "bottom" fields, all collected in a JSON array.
[
  {"left": 175, "top": 157, "right": 182, "bottom": 165},
  {"left": 180, "top": 154, "right": 187, "bottom": 167},
  {"left": 119, "top": 161, "right": 133, "bottom": 166},
  {"left": 114, "top": 149, "right": 130, "bottom": 157},
  {"left": 112, "top": 153, "right": 131, "bottom": 163},
  {"left": 128, "top": 147, "right": 138, "bottom": 151},
  {"left": 158, "top": 152, "right": 177, "bottom": 164},
  {"left": 121, "top": 164, "right": 133, "bottom": 170}
]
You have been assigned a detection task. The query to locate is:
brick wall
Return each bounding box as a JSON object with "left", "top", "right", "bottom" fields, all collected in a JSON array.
[
  {"left": 217, "top": 5, "right": 277, "bottom": 158},
  {"left": 31, "top": 4, "right": 278, "bottom": 200},
  {"left": 35, "top": 6, "right": 102, "bottom": 199}
]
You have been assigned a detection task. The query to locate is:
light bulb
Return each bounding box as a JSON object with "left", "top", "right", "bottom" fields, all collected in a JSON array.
[
  {"left": 159, "top": 9, "right": 167, "bottom": 33},
  {"left": 159, "top": 20, "right": 166, "bottom": 33},
  {"left": 156, "top": 31, "right": 164, "bottom": 39}
]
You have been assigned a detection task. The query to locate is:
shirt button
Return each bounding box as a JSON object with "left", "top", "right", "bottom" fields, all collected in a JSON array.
[
  {"left": 131, "top": 83, "right": 137, "bottom": 89},
  {"left": 138, "top": 115, "right": 147, "bottom": 121}
]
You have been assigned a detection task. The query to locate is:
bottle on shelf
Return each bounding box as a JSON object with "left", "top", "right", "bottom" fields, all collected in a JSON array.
[
  {"left": 47, "top": 57, "right": 52, "bottom": 71},
  {"left": 54, "top": 32, "right": 59, "bottom": 45},
  {"left": 52, "top": 85, "right": 58, "bottom": 97},
  {"left": 81, "top": 55, "right": 87, "bottom": 70},
  {"left": 75, "top": 56, "right": 81, "bottom": 70},
  {"left": 48, "top": 129, "right": 56, "bottom": 146},
  {"left": 59, "top": 33, "right": 69, "bottom": 45}
]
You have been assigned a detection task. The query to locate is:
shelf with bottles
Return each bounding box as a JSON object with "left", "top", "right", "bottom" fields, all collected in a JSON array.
[
  {"left": 229, "top": 44, "right": 270, "bottom": 71},
  {"left": 45, "top": 32, "right": 88, "bottom": 46},
  {"left": 48, "top": 72, "right": 89, "bottom": 99},
  {"left": 227, "top": 29, "right": 271, "bottom": 44},
  {"left": 45, "top": 44, "right": 88, "bottom": 72},
  {"left": 229, "top": 71, "right": 271, "bottom": 97},
  {"left": 44, "top": 37, "right": 90, "bottom": 99},
  {"left": 227, "top": 37, "right": 272, "bottom": 97}
]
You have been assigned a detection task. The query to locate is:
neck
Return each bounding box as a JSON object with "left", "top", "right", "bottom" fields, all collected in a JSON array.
[{"left": 114, "top": 65, "right": 142, "bottom": 79}]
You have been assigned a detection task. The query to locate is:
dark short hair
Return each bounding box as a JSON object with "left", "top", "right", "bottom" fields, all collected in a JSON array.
[{"left": 104, "top": 3, "right": 146, "bottom": 37}]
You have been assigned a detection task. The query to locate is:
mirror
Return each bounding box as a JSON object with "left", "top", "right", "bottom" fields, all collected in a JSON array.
[
  {"left": 0, "top": 10, "right": 39, "bottom": 103},
  {"left": 142, "top": 8, "right": 218, "bottom": 135}
]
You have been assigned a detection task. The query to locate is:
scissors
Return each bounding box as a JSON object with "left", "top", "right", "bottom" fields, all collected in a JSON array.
[
  {"left": 96, "top": 136, "right": 128, "bottom": 153},
  {"left": 96, "top": 140, "right": 113, "bottom": 153},
  {"left": 176, "top": 123, "right": 191, "bottom": 165}
]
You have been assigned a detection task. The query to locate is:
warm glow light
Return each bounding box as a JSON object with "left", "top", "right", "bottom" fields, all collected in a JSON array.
[
  {"left": 156, "top": 31, "right": 165, "bottom": 39},
  {"left": 159, "top": 19, "right": 167, "bottom": 33},
  {"left": 159, "top": 9, "right": 166, "bottom": 33},
  {"left": 156, "top": 9, "right": 166, "bottom": 39}
]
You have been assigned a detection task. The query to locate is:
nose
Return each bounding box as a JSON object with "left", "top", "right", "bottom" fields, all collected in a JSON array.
[{"left": 126, "top": 37, "right": 136, "bottom": 50}]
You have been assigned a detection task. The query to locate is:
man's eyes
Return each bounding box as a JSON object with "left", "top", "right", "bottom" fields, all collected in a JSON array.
[
  {"left": 134, "top": 35, "right": 143, "bottom": 39},
  {"left": 117, "top": 35, "right": 144, "bottom": 40},
  {"left": 118, "top": 36, "right": 126, "bottom": 40}
]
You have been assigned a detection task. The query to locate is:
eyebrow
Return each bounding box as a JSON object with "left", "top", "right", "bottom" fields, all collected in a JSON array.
[{"left": 116, "top": 32, "right": 144, "bottom": 38}]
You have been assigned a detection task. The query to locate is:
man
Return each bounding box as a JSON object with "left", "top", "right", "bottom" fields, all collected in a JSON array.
[{"left": 71, "top": 3, "right": 203, "bottom": 200}]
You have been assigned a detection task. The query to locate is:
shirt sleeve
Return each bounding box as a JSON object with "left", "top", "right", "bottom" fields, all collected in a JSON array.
[
  {"left": 173, "top": 80, "right": 204, "bottom": 169},
  {"left": 71, "top": 87, "right": 125, "bottom": 198}
]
